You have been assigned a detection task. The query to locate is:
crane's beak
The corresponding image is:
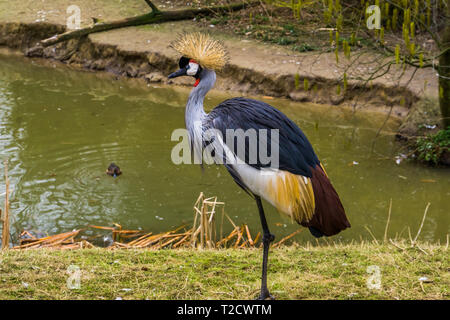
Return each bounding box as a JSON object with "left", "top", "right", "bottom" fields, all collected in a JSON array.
[{"left": 168, "top": 68, "right": 187, "bottom": 79}]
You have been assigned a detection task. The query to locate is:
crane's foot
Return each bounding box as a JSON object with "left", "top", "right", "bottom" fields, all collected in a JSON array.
[{"left": 256, "top": 289, "right": 275, "bottom": 300}]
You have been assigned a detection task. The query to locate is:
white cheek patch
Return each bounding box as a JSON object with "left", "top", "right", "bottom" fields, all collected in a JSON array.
[{"left": 186, "top": 62, "right": 199, "bottom": 76}]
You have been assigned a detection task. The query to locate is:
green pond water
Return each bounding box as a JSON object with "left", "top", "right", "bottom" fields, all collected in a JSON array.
[{"left": 0, "top": 52, "right": 448, "bottom": 245}]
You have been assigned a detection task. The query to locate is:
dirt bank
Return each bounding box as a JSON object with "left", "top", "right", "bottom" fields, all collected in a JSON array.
[{"left": 0, "top": 0, "right": 442, "bottom": 121}]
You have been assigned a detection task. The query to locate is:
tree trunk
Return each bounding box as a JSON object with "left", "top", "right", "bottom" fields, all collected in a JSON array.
[{"left": 439, "top": 1, "right": 450, "bottom": 128}]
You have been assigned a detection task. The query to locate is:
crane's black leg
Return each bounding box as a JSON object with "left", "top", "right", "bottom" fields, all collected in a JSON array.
[{"left": 255, "top": 195, "right": 275, "bottom": 300}]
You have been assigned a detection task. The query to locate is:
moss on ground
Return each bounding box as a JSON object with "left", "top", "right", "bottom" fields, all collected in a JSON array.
[{"left": 0, "top": 242, "right": 447, "bottom": 300}]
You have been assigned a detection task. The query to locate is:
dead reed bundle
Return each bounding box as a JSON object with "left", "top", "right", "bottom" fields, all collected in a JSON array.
[
  {"left": 110, "top": 225, "right": 189, "bottom": 249},
  {"left": 8, "top": 192, "right": 303, "bottom": 250},
  {"left": 190, "top": 192, "right": 222, "bottom": 249},
  {"left": 12, "top": 229, "right": 94, "bottom": 249}
]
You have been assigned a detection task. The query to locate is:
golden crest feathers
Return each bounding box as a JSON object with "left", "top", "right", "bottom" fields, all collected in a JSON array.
[{"left": 170, "top": 32, "right": 229, "bottom": 71}]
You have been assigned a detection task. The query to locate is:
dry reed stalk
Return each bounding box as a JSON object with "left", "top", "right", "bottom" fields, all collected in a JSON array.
[
  {"left": 191, "top": 225, "right": 202, "bottom": 243},
  {"left": 125, "top": 225, "right": 187, "bottom": 248},
  {"left": 18, "top": 231, "right": 38, "bottom": 245},
  {"left": 216, "top": 227, "right": 238, "bottom": 247},
  {"left": 412, "top": 202, "right": 431, "bottom": 245},
  {"left": 192, "top": 194, "right": 203, "bottom": 247},
  {"left": 273, "top": 229, "right": 302, "bottom": 248},
  {"left": 415, "top": 244, "right": 429, "bottom": 255},
  {"left": 154, "top": 235, "right": 183, "bottom": 249},
  {"left": 239, "top": 240, "right": 248, "bottom": 248},
  {"left": 207, "top": 197, "right": 217, "bottom": 249},
  {"left": 1, "top": 159, "right": 10, "bottom": 249},
  {"left": 134, "top": 234, "right": 165, "bottom": 247},
  {"left": 220, "top": 206, "right": 225, "bottom": 241},
  {"left": 112, "top": 223, "right": 122, "bottom": 242},
  {"left": 384, "top": 198, "right": 392, "bottom": 243},
  {"left": 234, "top": 226, "right": 244, "bottom": 248},
  {"left": 130, "top": 234, "right": 161, "bottom": 247},
  {"left": 211, "top": 216, "right": 216, "bottom": 248},
  {"left": 224, "top": 213, "right": 238, "bottom": 230},
  {"left": 113, "top": 229, "right": 141, "bottom": 235},
  {"left": 364, "top": 225, "right": 379, "bottom": 245},
  {"left": 245, "top": 225, "right": 254, "bottom": 246},
  {"left": 90, "top": 224, "right": 143, "bottom": 241},
  {"left": 126, "top": 232, "right": 153, "bottom": 245},
  {"left": 253, "top": 232, "right": 261, "bottom": 245},
  {"left": 190, "top": 193, "right": 227, "bottom": 249},
  {"left": 61, "top": 240, "right": 94, "bottom": 250},
  {"left": 116, "top": 231, "right": 144, "bottom": 239},
  {"left": 112, "top": 242, "right": 131, "bottom": 248},
  {"left": 173, "top": 232, "right": 192, "bottom": 248},
  {"left": 13, "top": 230, "right": 81, "bottom": 249},
  {"left": 191, "top": 208, "right": 200, "bottom": 245},
  {"left": 200, "top": 199, "right": 206, "bottom": 248},
  {"left": 389, "top": 238, "right": 406, "bottom": 251},
  {"left": 88, "top": 225, "right": 115, "bottom": 231}
]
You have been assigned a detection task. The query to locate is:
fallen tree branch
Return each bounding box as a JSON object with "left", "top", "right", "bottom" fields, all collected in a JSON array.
[
  {"left": 144, "top": 0, "right": 160, "bottom": 13},
  {"left": 36, "top": 2, "right": 257, "bottom": 48}
]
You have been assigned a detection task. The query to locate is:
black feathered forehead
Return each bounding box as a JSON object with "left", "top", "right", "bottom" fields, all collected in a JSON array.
[{"left": 179, "top": 56, "right": 190, "bottom": 69}]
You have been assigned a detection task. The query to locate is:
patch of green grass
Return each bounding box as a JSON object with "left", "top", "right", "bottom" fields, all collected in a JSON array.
[
  {"left": 282, "top": 24, "right": 296, "bottom": 33},
  {"left": 416, "top": 127, "right": 450, "bottom": 165},
  {"left": 292, "top": 43, "right": 316, "bottom": 52},
  {"left": 0, "top": 242, "right": 447, "bottom": 300}
]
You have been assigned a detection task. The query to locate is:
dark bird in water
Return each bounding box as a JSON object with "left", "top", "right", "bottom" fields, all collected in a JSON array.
[
  {"left": 106, "top": 163, "right": 122, "bottom": 178},
  {"left": 168, "top": 33, "right": 350, "bottom": 300}
]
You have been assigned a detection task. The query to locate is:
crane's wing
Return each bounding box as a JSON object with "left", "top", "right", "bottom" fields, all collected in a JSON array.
[
  {"left": 206, "top": 97, "right": 320, "bottom": 177},
  {"left": 205, "top": 97, "right": 350, "bottom": 237}
]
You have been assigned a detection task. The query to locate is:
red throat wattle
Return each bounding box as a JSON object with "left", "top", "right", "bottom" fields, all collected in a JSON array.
[{"left": 194, "top": 78, "right": 200, "bottom": 87}]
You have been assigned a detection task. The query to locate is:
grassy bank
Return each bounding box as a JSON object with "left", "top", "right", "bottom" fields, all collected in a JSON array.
[{"left": 0, "top": 242, "right": 447, "bottom": 300}]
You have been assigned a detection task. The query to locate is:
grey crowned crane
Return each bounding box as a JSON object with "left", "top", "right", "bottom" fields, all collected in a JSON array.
[{"left": 168, "top": 33, "right": 351, "bottom": 300}]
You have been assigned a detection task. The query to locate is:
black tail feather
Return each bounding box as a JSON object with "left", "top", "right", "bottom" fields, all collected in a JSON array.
[
  {"left": 301, "top": 165, "right": 351, "bottom": 237},
  {"left": 308, "top": 226, "right": 324, "bottom": 238}
]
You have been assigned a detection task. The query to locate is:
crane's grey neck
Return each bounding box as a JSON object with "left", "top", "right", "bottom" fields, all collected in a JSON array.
[{"left": 185, "top": 68, "right": 216, "bottom": 131}]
